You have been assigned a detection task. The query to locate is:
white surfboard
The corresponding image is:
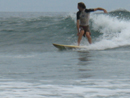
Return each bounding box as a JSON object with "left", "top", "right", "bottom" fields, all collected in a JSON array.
[{"left": 53, "top": 43, "right": 86, "bottom": 50}]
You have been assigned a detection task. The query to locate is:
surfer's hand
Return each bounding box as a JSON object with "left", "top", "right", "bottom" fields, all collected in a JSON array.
[{"left": 104, "top": 9, "right": 107, "bottom": 13}]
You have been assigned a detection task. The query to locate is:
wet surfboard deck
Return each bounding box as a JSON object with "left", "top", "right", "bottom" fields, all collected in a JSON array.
[{"left": 53, "top": 43, "right": 86, "bottom": 50}]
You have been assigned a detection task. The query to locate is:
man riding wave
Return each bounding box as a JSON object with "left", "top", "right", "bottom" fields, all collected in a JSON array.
[{"left": 77, "top": 2, "right": 107, "bottom": 46}]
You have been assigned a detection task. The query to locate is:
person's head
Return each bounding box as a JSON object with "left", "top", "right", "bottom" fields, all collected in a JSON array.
[{"left": 78, "top": 2, "right": 86, "bottom": 11}]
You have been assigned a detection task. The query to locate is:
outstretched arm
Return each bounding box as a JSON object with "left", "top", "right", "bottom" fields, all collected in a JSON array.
[{"left": 94, "top": 8, "right": 107, "bottom": 13}]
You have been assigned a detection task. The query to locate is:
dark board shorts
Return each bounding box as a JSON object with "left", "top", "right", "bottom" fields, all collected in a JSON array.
[{"left": 79, "top": 25, "right": 91, "bottom": 37}]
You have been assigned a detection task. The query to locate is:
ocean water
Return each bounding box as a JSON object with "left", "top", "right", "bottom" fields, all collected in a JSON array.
[{"left": 0, "top": 10, "right": 130, "bottom": 98}]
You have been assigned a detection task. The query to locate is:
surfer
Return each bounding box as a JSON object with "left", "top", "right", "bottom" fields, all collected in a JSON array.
[{"left": 77, "top": 2, "right": 107, "bottom": 46}]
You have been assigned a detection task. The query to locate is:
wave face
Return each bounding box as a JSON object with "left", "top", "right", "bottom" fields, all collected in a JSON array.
[
  {"left": 88, "top": 9, "right": 130, "bottom": 50},
  {"left": 0, "top": 10, "right": 130, "bottom": 53}
]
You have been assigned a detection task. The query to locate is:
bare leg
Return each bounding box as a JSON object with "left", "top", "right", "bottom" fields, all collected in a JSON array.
[
  {"left": 78, "top": 30, "right": 84, "bottom": 46},
  {"left": 86, "top": 32, "right": 92, "bottom": 44}
]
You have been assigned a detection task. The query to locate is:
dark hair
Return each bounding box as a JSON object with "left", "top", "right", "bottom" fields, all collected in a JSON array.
[{"left": 78, "top": 2, "right": 86, "bottom": 9}]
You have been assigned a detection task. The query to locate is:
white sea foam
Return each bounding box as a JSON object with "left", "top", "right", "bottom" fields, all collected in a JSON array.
[
  {"left": 0, "top": 79, "right": 130, "bottom": 98},
  {"left": 85, "top": 14, "right": 130, "bottom": 50},
  {"left": 87, "top": 14, "right": 130, "bottom": 50}
]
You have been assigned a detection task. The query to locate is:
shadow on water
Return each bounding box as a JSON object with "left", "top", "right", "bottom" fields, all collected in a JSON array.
[{"left": 76, "top": 51, "right": 92, "bottom": 79}]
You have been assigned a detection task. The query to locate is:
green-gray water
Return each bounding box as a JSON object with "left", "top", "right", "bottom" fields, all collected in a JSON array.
[{"left": 0, "top": 10, "right": 130, "bottom": 98}]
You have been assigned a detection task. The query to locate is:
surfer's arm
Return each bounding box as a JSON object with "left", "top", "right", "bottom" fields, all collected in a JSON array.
[
  {"left": 77, "top": 20, "right": 80, "bottom": 36},
  {"left": 94, "top": 8, "right": 107, "bottom": 13}
]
